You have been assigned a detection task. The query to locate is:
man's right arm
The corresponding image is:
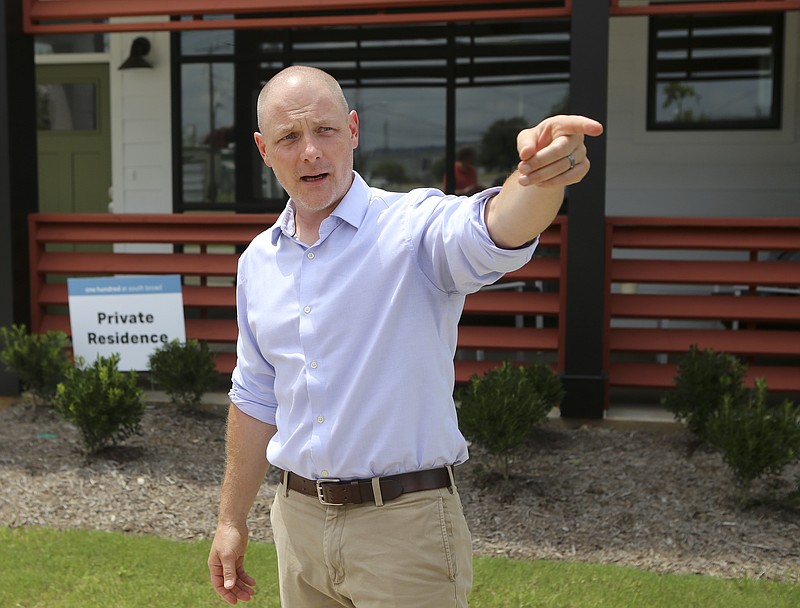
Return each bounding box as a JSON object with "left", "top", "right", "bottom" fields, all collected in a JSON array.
[{"left": 208, "top": 404, "right": 277, "bottom": 605}]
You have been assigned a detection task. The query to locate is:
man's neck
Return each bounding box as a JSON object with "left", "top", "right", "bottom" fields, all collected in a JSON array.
[{"left": 293, "top": 203, "right": 337, "bottom": 246}]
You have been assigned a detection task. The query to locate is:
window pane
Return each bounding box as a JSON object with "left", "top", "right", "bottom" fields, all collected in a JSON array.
[
  {"left": 649, "top": 13, "right": 782, "bottom": 129},
  {"left": 36, "top": 83, "right": 97, "bottom": 131},
  {"left": 345, "top": 87, "right": 445, "bottom": 191},
  {"left": 454, "top": 20, "right": 570, "bottom": 86},
  {"left": 35, "top": 33, "right": 108, "bottom": 54},
  {"left": 181, "top": 26, "right": 234, "bottom": 56},
  {"left": 654, "top": 78, "right": 774, "bottom": 124},
  {"left": 181, "top": 63, "right": 235, "bottom": 204},
  {"left": 456, "top": 83, "right": 569, "bottom": 192}
]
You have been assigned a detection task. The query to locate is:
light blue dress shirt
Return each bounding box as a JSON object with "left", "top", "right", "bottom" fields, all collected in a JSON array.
[{"left": 229, "top": 172, "right": 537, "bottom": 480}]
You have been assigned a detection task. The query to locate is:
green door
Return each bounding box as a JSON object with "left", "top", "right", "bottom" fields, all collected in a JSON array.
[{"left": 36, "top": 63, "right": 111, "bottom": 214}]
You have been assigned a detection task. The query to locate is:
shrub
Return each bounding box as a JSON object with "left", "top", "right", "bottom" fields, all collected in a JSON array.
[
  {"left": 457, "top": 361, "right": 564, "bottom": 480},
  {"left": 0, "top": 324, "right": 71, "bottom": 406},
  {"left": 147, "top": 339, "right": 218, "bottom": 411},
  {"left": 661, "top": 345, "right": 748, "bottom": 440},
  {"left": 54, "top": 354, "right": 145, "bottom": 454},
  {"left": 705, "top": 378, "right": 800, "bottom": 493}
]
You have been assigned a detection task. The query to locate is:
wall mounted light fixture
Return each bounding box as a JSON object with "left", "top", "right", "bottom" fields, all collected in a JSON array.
[{"left": 119, "top": 37, "right": 153, "bottom": 70}]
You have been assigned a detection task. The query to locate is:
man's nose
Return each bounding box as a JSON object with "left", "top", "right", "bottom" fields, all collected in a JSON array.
[{"left": 302, "top": 135, "right": 321, "bottom": 161}]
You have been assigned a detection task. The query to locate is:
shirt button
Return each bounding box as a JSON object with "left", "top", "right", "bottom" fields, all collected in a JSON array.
[
  {"left": 317, "top": 415, "right": 324, "bottom": 424},
  {"left": 307, "top": 252, "right": 315, "bottom": 260},
  {"left": 321, "top": 470, "right": 329, "bottom": 477},
  {"left": 310, "top": 360, "right": 318, "bottom": 369},
  {"left": 303, "top": 306, "right": 311, "bottom": 314}
]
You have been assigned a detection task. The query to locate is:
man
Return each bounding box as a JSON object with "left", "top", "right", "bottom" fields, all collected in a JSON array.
[
  {"left": 452, "top": 145, "right": 483, "bottom": 196},
  {"left": 208, "top": 65, "right": 602, "bottom": 607}
]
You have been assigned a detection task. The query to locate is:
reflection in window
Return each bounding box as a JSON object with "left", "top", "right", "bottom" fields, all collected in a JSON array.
[
  {"left": 182, "top": 63, "right": 235, "bottom": 204},
  {"left": 455, "top": 20, "right": 570, "bottom": 86},
  {"left": 453, "top": 20, "right": 569, "bottom": 193},
  {"left": 345, "top": 87, "right": 445, "bottom": 191},
  {"left": 36, "top": 83, "right": 97, "bottom": 131},
  {"left": 35, "top": 32, "right": 108, "bottom": 54},
  {"left": 456, "top": 82, "right": 568, "bottom": 192},
  {"left": 454, "top": 20, "right": 569, "bottom": 190},
  {"left": 648, "top": 13, "right": 783, "bottom": 129},
  {"left": 180, "top": 23, "right": 234, "bottom": 56}
]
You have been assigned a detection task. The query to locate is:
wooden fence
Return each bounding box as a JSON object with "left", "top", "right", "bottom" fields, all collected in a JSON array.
[
  {"left": 605, "top": 217, "right": 800, "bottom": 392},
  {"left": 28, "top": 213, "right": 566, "bottom": 383},
  {"left": 28, "top": 213, "right": 800, "bottom": 397}
]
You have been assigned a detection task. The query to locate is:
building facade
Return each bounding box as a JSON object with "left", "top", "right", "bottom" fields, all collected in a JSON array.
[{"left": 2, "top": 1, "right": 799, "bottom": 413}]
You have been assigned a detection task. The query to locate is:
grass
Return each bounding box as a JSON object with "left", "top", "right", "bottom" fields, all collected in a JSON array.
[
  {"left": 1, "top": 527, "right": 798, "bottom": 608},
  {"left": 470, "top": 556, "right": 799, "bottom": 608},
  {"left": 0, "top": 527, "right": 279, "bottom": 608}
]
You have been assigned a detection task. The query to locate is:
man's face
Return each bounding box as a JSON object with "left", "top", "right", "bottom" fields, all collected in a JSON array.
[{"left": 254, "top": 81, "right": 359, "bottom": 216}]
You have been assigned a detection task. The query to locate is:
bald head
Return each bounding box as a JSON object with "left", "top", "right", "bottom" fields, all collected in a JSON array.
[{"left": 256, "top": 66, "right": 350, "bottom": 133}]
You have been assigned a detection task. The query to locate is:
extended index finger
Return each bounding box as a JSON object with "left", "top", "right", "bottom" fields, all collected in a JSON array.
[{"left": 518, "top": 115, "right": 603, "bottom": 161}]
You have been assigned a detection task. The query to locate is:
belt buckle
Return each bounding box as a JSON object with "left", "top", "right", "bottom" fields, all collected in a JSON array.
[{"left": 316, "top": 478, "right": 343, "bottom": 506}]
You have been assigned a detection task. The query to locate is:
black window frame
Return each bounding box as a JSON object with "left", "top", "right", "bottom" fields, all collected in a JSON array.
[
  {"left": 171, "top": 18, "right": 570, "bottom": 213},
  {"left": 647, "top": 12, "right": 784, "bottom": 131}
]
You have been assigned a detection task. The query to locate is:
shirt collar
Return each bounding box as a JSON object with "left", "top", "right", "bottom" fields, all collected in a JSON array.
[
  {"left": 270, "top": 171, "right": 370, "bottom": 245},
  {"left": 330, "top": 171, "right": 370, "bottom": 230}
]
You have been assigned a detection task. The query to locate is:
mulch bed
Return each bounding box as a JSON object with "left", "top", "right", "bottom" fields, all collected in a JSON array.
[{"left": 1, "top": 401, "right": 798, "bottom": 582}]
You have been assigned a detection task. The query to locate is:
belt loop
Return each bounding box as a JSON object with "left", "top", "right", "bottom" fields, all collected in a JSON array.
[
  {"left": 371, "top": 476, "right": 384, "bottom": 507},
  {"left": 445, "top": 465, "right": 456, "bottom": 494},
  {"left": 282, "top": 470, "right": 290, "bottom": 497}
]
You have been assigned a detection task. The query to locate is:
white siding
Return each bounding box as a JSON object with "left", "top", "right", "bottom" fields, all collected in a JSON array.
[
  {"left": 109, "top": 28, "right": 172, "bottom": 216},
  {"left": 606, "top": 13, "right": 800, "bottom": 217}
]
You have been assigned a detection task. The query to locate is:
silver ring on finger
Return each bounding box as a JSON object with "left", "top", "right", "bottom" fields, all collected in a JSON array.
[{"left": 566, "top": 153, "right": 576, "bottom": 170}]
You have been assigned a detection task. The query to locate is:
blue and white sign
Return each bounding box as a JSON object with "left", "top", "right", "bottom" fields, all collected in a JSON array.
[{"left": 67, "top": 275, "right": 186, "bottom": 371}]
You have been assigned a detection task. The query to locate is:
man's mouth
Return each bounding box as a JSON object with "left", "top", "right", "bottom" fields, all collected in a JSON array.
[{"left": 301, "top": 173, "right": 328, "bottom": 183}]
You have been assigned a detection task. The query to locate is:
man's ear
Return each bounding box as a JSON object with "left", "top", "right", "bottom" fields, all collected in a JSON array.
[
  {"left": 253, "top": 131, "right": 273, "bottom": 167},
  {"left": 349, "top": 110, "right": 360, "bottom": 150}
]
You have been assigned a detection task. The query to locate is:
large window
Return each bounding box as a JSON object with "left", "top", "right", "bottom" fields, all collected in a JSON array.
[
  {"left": 648, "top": 12, "right": 783, "bottom": 130},
  {"left": 175, "top": 20, "right": 570, "bottom": 212}
]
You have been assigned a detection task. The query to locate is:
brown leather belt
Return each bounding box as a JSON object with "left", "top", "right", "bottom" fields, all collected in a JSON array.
[{"left": 281, "top": 467, "right": 453, "bottom": 506}]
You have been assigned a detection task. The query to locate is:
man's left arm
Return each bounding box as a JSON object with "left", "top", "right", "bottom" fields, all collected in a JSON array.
[{"left": 484, "top": 115, "right": 604, "bottom": 249}]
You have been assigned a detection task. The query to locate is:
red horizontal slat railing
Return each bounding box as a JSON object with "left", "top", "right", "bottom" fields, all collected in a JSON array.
[
  {"left": 605, "top": 217, "right": 800, "bottom": 394},
  {"left": 28, "top": 213, "right": 277, "bottom": 373},
  {"left": 23, "top": 0, "right": 572, "bottom": 34},
  {"left": 28, "top": 213, "right": 567, "bottom": 380},
  {"left": 609, "top": 0, "right": 800, "bottom": 17},
  {"left": 31, "top": 213, "right": 798, "bottom": 396}
]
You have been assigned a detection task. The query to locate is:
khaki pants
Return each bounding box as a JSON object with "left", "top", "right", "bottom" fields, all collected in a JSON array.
[{"left": 270, "top": 480, "right": 473, "bottom": 607}]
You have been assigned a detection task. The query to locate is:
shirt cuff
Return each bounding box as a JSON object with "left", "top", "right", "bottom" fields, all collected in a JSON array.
[{"left": 475, "top": 188, "right": 540, "bottom": 253}]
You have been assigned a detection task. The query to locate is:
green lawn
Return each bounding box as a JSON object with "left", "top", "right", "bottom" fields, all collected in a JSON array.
[{"left": 1, "top": 527, "right": 798, "bottom": 607}]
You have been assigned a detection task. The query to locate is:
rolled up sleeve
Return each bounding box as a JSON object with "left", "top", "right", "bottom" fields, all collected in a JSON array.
[
  {"left": 228, "top": 268, "right": 278, "bottom": 425},
  {"left": 410, "top": 187, "right": 538, "bottom": 295}
]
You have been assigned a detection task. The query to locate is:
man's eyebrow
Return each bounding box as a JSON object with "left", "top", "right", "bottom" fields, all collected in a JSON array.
[
  {"left": 271, "top": 122, "right": 297, "bottom": 136},
  {"left": 269, "top": 113, "right": 340, "bottom": 136}
]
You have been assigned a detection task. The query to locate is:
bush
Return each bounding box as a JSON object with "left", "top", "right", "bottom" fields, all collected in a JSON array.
[
  {"left": 661, "top": 345, "right": 748, "bottom": 440},
  {"left": 147, "top": 339, "right": 218, "bottom": 410},
  {"left": 457, "top": 361, "right": 564, "bottom": 480},
  {"left": 54, "top": 354, "right": 145, "bottom": 454},
  {"left": 705, "top": 378, "right": 800, "bottom": 493},
  {"left": 0, "top": 324, "right": 71, "bottom": 406}
]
